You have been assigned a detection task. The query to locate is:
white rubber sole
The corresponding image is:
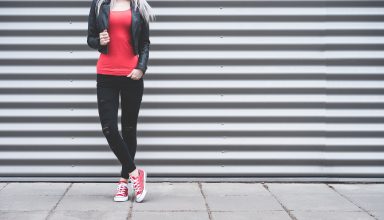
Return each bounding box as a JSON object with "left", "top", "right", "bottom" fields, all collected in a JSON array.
[
  {"left": 135, "top": 170, "right": 147, "bottom": 203},
  {"left": 114, "top": 195, "right": 129, "bottom": 202}
]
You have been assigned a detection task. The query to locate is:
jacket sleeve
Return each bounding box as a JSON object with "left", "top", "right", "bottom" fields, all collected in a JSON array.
[
  {"left": 135, "top": 17, "right": 150, "bottom": 75},
  {"left": 87, "top": 0, "right": 102, "bottom": 50}
]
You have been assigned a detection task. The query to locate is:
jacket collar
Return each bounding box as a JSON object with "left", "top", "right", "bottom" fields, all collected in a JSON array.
[{"left": 104, "top": 0, "right": 140, "bottom": 20}]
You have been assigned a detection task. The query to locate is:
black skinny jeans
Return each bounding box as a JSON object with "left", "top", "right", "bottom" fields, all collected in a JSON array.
[{"left": 96, "top": 73, "right": 143, "bottom": 179}]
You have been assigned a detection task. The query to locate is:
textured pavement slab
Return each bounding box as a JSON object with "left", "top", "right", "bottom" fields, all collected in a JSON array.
[{"left": 0, "top": 182, "right": 382, "bottom": 220}]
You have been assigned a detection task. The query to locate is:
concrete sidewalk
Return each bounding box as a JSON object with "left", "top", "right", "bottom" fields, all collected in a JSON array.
[{"left": 0, "top": 182, "right": 383, "bottom": 220}]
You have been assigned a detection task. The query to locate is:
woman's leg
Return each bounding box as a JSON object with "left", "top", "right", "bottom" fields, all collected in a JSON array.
[
  {"left": 121, "top": 78, "right": 144, "bottom": 177},
  {"left": 97, "top": 83, "right": 137, "bottom": 179}
]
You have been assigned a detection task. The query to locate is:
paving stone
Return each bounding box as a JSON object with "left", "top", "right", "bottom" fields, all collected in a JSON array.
[
  {"left": 0, "top": 183, "right": 70, "bottom": 196},
  {"left": 66, "top": 183, "right": 127, "bottom": 197},
  {"left": 139, "top": 182, "right": 202, "bottom": 197},
  {"left": 205, "top": 195, "right": 283, "bottom": 211},
  {"left": 0, "top": 210, "right": 49, "bottom": 220},
  {"left": 211, "top": 210, "right": 292, "bottom": 220},
  {"left": 48, "top": 210, "right": 128, "bottom": 220},
  {"left": 266, "top": 183, "right": 360, "bottom": 211},
  {"left": 202, "top": 183, "right": 270, "bottom": 196},
  {"left": 0, "top": 194, "right": 62, "bottom": 211},
  {"left": 132, "top": 182, "right": 207, "bottom": 211},
  {"left": 292, "top": 210, "right": 376, "bottom": 220},
  {"left": 329, "top": 184, "right": 384, "bottom": 195},
  {"left": 55, "top": 195, "right": 130, "bottom": 211},
  {"left": 132, "top": 211, "right": 209, "bottom": 220},
  {"left": 132, "top": 193, "right": 206, "bottom": 211},
  {"left": 330, "top": 184, "right": 384, "bottom": 212},
  {"left": 266, "top": 183, "right": 333, "bottom": 195},
  {"left": 202, "top": 183, "right": 283, "bottom": 211},
  {"left": 371, "top": 211, "right": 384, "bottom": 220}
]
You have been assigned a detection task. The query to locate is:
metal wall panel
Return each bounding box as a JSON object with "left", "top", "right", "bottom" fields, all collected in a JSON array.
[{"left": 0, "top": 0, "right": 383, "bottom": 180}]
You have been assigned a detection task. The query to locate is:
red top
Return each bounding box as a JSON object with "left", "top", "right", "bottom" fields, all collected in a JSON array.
[{"left": 96, "top": 9, "right": 139, "bottom": 76}]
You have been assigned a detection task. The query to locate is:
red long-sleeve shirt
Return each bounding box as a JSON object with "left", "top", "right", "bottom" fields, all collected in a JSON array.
[{"left": 96, "top": 9, "right": 139, "bottom": 76}]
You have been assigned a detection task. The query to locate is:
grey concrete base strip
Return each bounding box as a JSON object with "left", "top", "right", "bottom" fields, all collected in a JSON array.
[
  {"left": 2, "top": 177, "right": 384, "bottom": 183},
  {"left": 262, "top": 183, "right": 298, "bottom": 220},
  {"left": 198, "top": 182, "right": 213, "bottom": 220},
  {"left": 45, "top": 183, "right": 73, "bottom": 220},
  {"left": 326, "top": 184, "right": 379, "bottom": 220}
]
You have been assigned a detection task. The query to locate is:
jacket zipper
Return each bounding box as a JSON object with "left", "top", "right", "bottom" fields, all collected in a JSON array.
[{"left": 105, "top": 3, "right": 110, "bottom": 54}]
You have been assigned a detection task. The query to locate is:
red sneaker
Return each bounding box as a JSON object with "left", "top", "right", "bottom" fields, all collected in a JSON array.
[
  {"left": 113, "top": 180, "right": 129, "bottom": 202},
  {"left": 129, "top": 169, "right": 147, "bottom": 202}
]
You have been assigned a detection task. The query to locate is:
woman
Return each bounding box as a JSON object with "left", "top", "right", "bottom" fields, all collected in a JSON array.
[{"left": 87, "top": 0, "right": 156, "bottom": 203}]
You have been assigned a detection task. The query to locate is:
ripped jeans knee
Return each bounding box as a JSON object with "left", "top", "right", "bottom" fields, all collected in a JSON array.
[{"left": 101, "top": 124, "right": 118, "bottom": 137}]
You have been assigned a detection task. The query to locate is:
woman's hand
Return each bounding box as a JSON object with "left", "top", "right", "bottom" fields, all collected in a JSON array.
[
  {"left": 99, "top": 29, "right": 110, "bottom": 45},
  {"left": 127, "top": 69, "right": 144, "bottom": 80}
]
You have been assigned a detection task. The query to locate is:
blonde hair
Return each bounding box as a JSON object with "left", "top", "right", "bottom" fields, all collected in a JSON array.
[{"left": 96, "top": 0, "right": 156, "bottom": 24}]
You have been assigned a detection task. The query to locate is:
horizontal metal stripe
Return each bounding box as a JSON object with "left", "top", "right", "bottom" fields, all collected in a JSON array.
[
  {"left": 0, "top": 137, "right": 383, "bottom": 145},
  {"left": 2, "top": 36, "right": 384, "bottom": 45},
  {"left": 0, "top": 109, "right": 331, "bottom": 117},
  {"left": 1, "top": 51, "right": 384, "bottom": 59},
  {"left": 1, "top": 22, "right": 384, "bottom": 30},
  {"left": 0, "top": 65, "right": 383, "bottom": 74},
  {"left": 1, "top": 152, "right": 383, "bottom": 162},
  {"left": 1, "top": 80, "right": 383, "bottom": 89},
  {"left": 0, "top": 95, "right": 383, "bottom": 104},
  {"left": 2, "top": 0, "right": 384, "bottom": 7},
  {"left": 2, "top": 7, "right": 384, "bottom": 16},
  {"left": 0, "top": 94, "right": 326, "bottom": 102},
  {"left": 2, "top": 117, "right": 380, "bottom": 124},
  {"left": 0, "top": 146, "right": 381, "bottom": 154},
  {"left": 1, "top": 123, "right": 382, "bottom": 131},
  {"left": 0, "top": 107, "right": 384, "bottom": 118}
]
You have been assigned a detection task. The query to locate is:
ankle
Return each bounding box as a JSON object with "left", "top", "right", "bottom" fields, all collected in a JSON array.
[
  {"left": 129, "top": 169, "right": 139, "bottom": 178},
  {"left": 119, "top": 178, "right": 128, "bottom": 183}
]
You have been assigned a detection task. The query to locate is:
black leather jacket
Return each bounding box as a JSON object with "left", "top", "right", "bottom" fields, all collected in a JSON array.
[{"left": 87, "top": 0, "right": 150, "bottom": 75}]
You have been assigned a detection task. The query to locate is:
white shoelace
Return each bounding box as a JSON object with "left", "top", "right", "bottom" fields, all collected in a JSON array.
[
  {"left": 116, "top": 183, "right": 128, "bottom": 195},
  {"left": 130, "top": 176, "right": 142, "bottom": 193}
]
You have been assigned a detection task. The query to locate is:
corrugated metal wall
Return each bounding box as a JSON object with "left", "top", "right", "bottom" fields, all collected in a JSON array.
[{"left": 0, "top": 0, "right": 384, "bottom": 181}]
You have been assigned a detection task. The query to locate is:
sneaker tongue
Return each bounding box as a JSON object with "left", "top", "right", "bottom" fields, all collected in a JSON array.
[{"left": 130, "top": 175, "right": 138, "bottom": 179}]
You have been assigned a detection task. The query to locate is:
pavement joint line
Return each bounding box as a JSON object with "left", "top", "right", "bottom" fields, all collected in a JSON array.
[
  {"left": 326, "top": 183, "right": 379, "bottom": 220},
  {"left": 198, "top": 182, "right": 213, "bottom": 220},
  {"left": 45, "top": 182, "right": 73, "bottom": 220},
  {"left": 127, "top": 185, "right": 134, "bottom": 220},
  {"left": 0, "top": 182, "right": 10, "bottom": 192},
  {"left": 262, "top": 182, "right": 298, "bottom": 220}
]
